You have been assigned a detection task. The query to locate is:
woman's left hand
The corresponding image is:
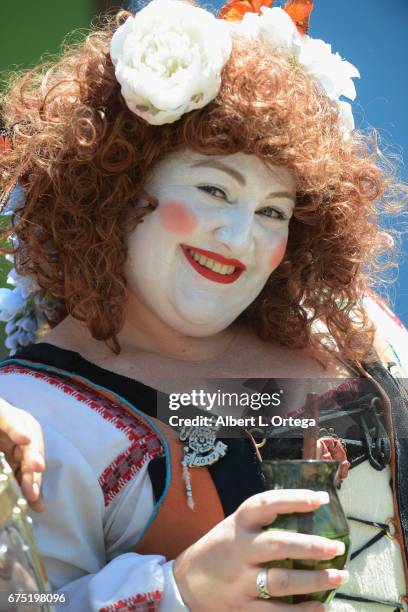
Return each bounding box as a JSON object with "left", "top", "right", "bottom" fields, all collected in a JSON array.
[
  {"left": 317, "top": 436, "right": 350, "bottom": 483},
  {"left": 0, "top": 398, "right": 45, "bottom": 511}
]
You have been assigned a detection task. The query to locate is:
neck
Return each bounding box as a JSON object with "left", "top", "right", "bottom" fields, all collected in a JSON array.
[
  {"left": 118, "top": 293, "right": 237, "bottom": 361},
  {"left": 44, "top": 294, "right": 238, "bottom": 363}
]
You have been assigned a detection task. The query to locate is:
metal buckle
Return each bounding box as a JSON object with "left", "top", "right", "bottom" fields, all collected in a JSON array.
[{"left": 361, "top": 396, "right": 391, "bottom": 470}]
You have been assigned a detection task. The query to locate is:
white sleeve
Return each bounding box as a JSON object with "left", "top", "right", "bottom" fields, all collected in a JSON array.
[
  {"left": 0, "top": 371, "right": 189, "bottom": 612},
  {"left": 60, "top": 557, "right": 187, "bottom": 612}
]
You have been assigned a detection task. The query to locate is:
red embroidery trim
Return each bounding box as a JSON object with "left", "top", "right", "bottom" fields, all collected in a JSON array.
[
  {"left": 0, "top": 364, "right": 164, "bottom": 505},
  {"left": 100, "top": 434, "right": 163, "bottom": 505},
  {"left": 99, "top": 589, "right": 162, "bottom": 612}
]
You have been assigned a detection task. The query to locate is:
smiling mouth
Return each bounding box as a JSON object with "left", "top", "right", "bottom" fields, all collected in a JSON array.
[{"left": 181, "top": 244, "right": 246, "bottom": 284}]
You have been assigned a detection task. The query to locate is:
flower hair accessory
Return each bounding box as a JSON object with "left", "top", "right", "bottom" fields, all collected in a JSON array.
[
  {"left": 111, "top": 0, "right": 359, "bottom": 135},
  {"left": 220, "top": 0, "right": 359, "bottom": 136},
  {"left": 110, "top": 0, "right": 232, "bottom": 125},
  {"left": 0, "top": 265, "right": 61, "bottom": 354},
  {"left": 0, "top": 183, "right": 62, "bottom": 354}
]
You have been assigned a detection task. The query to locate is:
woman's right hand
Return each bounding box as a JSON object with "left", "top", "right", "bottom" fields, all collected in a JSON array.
[
  {"left": 173, "top": 489, "right": 348, "bottom": 611},
  {"left": 0, "top": 398, "right": 45, "bottom": 511}
]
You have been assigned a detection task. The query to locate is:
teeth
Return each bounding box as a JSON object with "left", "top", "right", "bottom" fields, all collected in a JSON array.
[{"left": 188, "top": 249, "right": 236, "bottom": 275}]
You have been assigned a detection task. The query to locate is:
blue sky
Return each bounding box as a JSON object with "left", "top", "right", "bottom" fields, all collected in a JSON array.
[
  {"left": 310, "top": 0, "right": 408, "bottom": 324},
  {"left": 207, "top": 0, "right": 408, "bottom": 325}
]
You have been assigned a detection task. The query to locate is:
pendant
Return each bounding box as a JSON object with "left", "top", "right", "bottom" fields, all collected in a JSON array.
[
  {"left": 180, "top": 421, "right": 227, "bottom": 467},
  {"left": 179, "top": 418, "right": 227, "bottom": 510}
]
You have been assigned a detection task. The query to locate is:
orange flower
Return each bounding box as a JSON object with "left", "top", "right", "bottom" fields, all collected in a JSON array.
[{"left": 218, "top": 0, "right": 313, "bottom": 35}]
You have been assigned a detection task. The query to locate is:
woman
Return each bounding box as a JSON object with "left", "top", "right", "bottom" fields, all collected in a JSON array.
[{"left": 0, "top": 1, "right": 407, "bottom": 610}]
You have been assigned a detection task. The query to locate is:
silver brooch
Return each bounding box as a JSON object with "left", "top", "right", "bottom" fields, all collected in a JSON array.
[{"left": 179, "top": 418, "right": 227, "bottom": 510}]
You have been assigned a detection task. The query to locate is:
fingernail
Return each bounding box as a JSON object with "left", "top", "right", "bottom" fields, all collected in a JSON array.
[
  {"left": 330, "top": 541, "right": 345, "bottom": 556},
  {"left": 33, "top": 451, "right": 45, "bottom": 466},
  {"left": 32, "top": 483, "right": 40, "bottom": 497},
  {"left": 327, "top": 569, "right": 349, "bottom": 585},
  {"left": 315, "top": 491, "right": 330, "bottom": 504},
  {"left": 315, "top": 604, "right": 330, "bottom": 612}
]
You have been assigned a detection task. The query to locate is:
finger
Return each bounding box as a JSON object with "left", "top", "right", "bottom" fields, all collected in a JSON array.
[
  {"left": 8, "top": 444, "right": 22, "bottom": 473},
  {"left": 236, "top": 490, "right": 330, "bottom": 529},
  {"left": 13, "top": 440, "right": 44, "bottom": 477},
  {"left": 27, "top": 497, "right": 45, "bottom": 513},
  {"left": 0, "top": 400, "right": 31, "bottom": 442},
  {"left": 21, "top": 448, "right": 45, "bottom": 473},
  {"left": 7, "top": 427, "right": 32, "bottom": 446},
  {"left": 247, "top": 530, "right": 346, "bottom": 565},
  {"left": 0, "top": 431, "right": 21, "bottom": 459},
  {"left": 249, "top": 600, "right": 326, "bottom": 612},
  {"left": 21, "top": 471, "right": 41, "bottom": 500},
  {"left": 22, "top": 414, "right": 45, "bottom": 461},
  {"left": 13, "top": 444, "right": 23, "bottom": 464},
  {"left": 14, "top": 413, "right": 46, "bottom": 475},
  {"left": 21, "top": 472, "right": 45, "bottom": 512},
  {"left": 249, "top": 567, "right": 349, "bottom": 598},
  {"left": 316, "top": 439, "right": 325, "bottom": 460}
]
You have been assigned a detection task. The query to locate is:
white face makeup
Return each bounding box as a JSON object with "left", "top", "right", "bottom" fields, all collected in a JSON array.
[{"left": 125, "top": 151, "right": 296, "bottom": 336}]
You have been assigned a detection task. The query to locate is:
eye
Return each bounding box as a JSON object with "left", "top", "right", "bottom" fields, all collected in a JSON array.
[
  {"left": 197, "top": 185, "right": 228, "bottom": 200},
  {"left": 256, "top": 206, "right": 287, "bottom": 220}
]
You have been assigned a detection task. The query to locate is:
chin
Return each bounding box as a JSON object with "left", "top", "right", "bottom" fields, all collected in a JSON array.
[{"left": 166, "top": 312, "right": 235, "bottom": 338}]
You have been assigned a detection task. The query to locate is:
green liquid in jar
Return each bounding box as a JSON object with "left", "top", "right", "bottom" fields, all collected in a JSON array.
[
  {"left": 265, "top": 527, "right": 350, "bottom": 604},
  {"left": 260, "top": 460, "right": 351, "bottom": 605}
]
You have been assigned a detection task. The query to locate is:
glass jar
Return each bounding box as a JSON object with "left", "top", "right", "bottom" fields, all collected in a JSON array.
[{"left": 261, "top": 459, "right": 350, "bottom": 604}]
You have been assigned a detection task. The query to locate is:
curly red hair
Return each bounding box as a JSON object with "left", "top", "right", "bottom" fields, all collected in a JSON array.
[{"left": 0, "top": 10, "right": 405, "bottom": 360}]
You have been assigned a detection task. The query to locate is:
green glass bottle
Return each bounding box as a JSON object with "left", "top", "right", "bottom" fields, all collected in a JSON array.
[{"left": 261, "top": 460, "right": 350, "bottom": 604}]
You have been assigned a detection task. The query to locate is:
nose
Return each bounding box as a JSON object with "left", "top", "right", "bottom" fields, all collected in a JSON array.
[{"left": 213, "top": 208, "right": 255, "bottom": 255}]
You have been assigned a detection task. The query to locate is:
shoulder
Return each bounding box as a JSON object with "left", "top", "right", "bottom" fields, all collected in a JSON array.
[
  {"left": 363, "top": 290, "right": 408, "bottom": 377},
  {"left": 0, "top": 361, "right": 164, "bottom": 506}
]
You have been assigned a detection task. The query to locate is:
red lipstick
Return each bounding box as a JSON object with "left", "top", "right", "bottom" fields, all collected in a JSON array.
[{"left": 181, "top": 244, "right": 246, "bottom": 284}]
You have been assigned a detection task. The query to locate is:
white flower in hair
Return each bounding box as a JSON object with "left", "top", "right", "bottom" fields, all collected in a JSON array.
[
  {"left": 7, "top": 268, "right": 39, "bottom": 299},
  {"left": 294, "top": 36, "right": 359, "bottom": 135},
  {"left": 3, "top": 183, "right": 26, "bottom": 214},
  {"left": 337, "top": 100, "right": 356, "bottom": 135},
  {"left": 294, "top": 37, "right": 360, "bottom": 102},
  {"left": 0, "top": 287, "right": 26, "bottom": 322},
  {"left": 241, "top": 7, "right": 300, "bottom": 54},
  {"left": 110, "top": 0, "right": 232, "bottom": 125},
  {"left": 0, "top": 263, "right": 62, "bottom": 355},
  {"left": 237, "top": 7, "right": 359, "bottom": 137}
]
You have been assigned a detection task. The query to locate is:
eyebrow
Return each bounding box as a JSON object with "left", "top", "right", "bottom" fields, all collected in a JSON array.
[
  {"left": 190, "top": 159, "right": 294, "bottom": 202},
  {"left": 265, "top": 190, "right": 295, "bottom": 203},
  {"left": 190, "top": 159, "right": 246, "bottom": 186}
]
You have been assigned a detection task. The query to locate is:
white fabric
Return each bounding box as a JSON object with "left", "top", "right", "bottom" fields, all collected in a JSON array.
[
  {"left": 363, "top": 293, "right": 408, "bottom": 378},
  {"left": 331, "top": 464, "right": 406, "bottom": 611},
  {"left": 330, "top": 292, "right": 408, "bottom": 610},
  {"left": 0, "top": 290, "right": 407, "bottom": 611},
  {"left": 0, "top": 369, "right": 188, "bottom": 612}
]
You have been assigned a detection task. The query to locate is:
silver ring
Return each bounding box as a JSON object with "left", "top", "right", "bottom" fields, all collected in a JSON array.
[{"left": 256, "top": 567, "right": 272, "bottom": 599}]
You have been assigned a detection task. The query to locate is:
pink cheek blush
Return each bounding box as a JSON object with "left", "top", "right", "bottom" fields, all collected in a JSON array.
[
  {"left": 268, "top": 239, "right": 288, "bottom": 271},
  {"left": 158, "top": 200, "right": 198, "bottom": 234}
]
